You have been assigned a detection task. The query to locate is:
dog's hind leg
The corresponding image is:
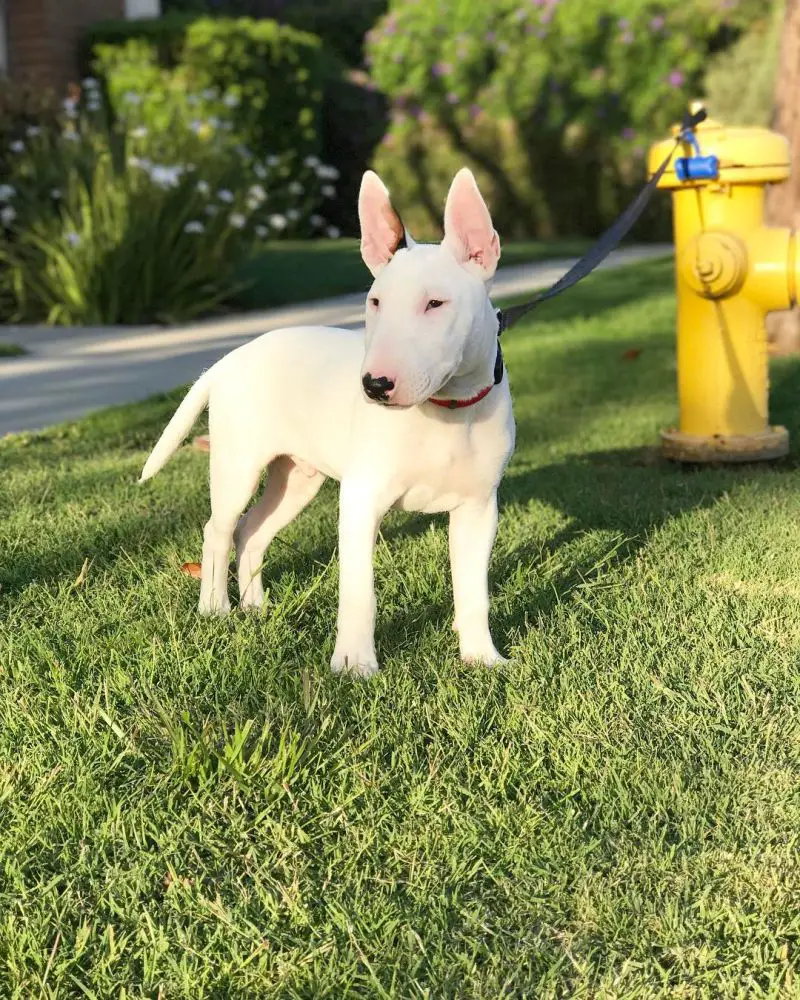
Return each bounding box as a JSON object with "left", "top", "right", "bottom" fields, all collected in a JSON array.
[
  {"left": 235, "top": 455, "right": 326, "bottom": 610},
  {"left": 199, "top": 442, "right": 264, "bottom": 616}
]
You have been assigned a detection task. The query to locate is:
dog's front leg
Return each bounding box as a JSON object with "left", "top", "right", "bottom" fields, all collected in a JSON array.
[
  {"left": 449, "top": 493, "right": 507, "bottom": 666},
  {"left": 330, "top": 480, "right": 387, "bottom": 678}
]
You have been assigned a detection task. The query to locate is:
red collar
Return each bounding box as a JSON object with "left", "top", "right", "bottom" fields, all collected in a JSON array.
[{"left": 428, "top": 383, "right": 495, "bottom": 410}]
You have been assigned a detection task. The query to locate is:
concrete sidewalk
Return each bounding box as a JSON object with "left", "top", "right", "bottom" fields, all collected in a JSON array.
[{"left": 0, "top": 244, "right": 671, "bottom": 437}]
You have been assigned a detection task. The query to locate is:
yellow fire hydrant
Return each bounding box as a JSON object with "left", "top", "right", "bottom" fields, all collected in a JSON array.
[{"left": 647, "top": 101, "right": 794, "bottom": 462}]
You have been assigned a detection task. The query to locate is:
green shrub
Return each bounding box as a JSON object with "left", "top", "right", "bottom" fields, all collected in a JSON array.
[
  {"left": 0, "top": 78, "right": 341, "bottom": 325},
  {"left": 79, "top": 10, "right": 196, "bottom": 74},
  {"left": 704, "top": 0, "right": 783, "bottom": 126},
  {"left": 160, "top": 0, "right": 387, "bottom": 66},
  {"left": 84, "top": 16, "right": 383, "bottom": 236},
  {"left": 366, "top": 0, "right": 773, "bottom": 241}
]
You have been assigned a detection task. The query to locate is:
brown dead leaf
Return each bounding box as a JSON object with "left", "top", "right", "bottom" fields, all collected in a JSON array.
[
  {"left": 180, "top": 562, "right": 202, "bottom": 579},
  {"left": 622, "top": 348, "right": 642, "bottom": 361}
]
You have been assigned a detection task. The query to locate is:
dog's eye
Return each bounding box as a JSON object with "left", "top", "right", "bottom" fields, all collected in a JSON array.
[
  {"left": 426, "top": 299, "right": 444, "bottom": 311},
  {"left": 369, "top": 297, "right": 380, "bottom": 309}
]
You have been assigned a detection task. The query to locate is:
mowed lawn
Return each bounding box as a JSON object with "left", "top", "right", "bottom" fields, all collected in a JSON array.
[{"left": 2, "top": 257, "right": 800, "bottom": 997}]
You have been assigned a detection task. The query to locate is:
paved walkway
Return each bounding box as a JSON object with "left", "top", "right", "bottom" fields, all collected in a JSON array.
[{"left": 0, "top": 244, "right": 671, "bottom": 437}]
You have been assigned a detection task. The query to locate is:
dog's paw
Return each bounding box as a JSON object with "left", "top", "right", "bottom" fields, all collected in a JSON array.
[
  {"left": 460, "top": 644, "right": 508, "bottom": 667},
  {"left": 198, "top": 596, "right": 231, "bottom": 617},
  {"left": 330, "top": 649, "right": 380, "bottom": 678}
]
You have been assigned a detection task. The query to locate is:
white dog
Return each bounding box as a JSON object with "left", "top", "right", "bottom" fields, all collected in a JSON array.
[{"left": 140, "top": 167, "right": 516, "bottom": 677}]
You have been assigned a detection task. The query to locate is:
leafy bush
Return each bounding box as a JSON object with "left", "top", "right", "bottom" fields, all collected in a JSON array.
[
  {"left": 0, "top": 77, "right": 342, "bottom": 325},
  {"left": 160, "top": 0, "right": 387, "bottom": 66},
  {"left": 79, "top": 10, "right": 197, "bottom": 74},
  {"left": 83, "top": 15, "right": 385, "bottom": 236},
  {"left": 704, "top": 0, "right": 783, "bottom": 126},
  {"left": 366, "top": 0, "right": 774, "bottom": 241}
]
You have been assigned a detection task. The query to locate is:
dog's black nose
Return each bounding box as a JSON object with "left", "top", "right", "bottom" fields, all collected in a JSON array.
[{"left": 362, "top": 372, "right": 395, "bottom": 401}]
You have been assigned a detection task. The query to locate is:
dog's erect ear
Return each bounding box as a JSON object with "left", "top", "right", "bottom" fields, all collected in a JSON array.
[
  {"left": 442, "top": 167, "right": 501, "bottom": 280},
  {"left": 358, "top": 171, "right": 406, "bottom": 276}
]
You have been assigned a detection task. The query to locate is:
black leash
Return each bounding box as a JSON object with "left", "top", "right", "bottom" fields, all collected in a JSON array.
[{"left": 495, "top": 105, "right": 707, "bottom": 336}]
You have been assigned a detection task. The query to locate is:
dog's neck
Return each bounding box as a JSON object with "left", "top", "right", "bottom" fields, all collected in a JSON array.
[{"left": 432, "top": 297, "right": 499, "bottom": 403}]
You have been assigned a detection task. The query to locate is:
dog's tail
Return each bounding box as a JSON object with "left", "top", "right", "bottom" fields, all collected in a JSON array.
[{"left": 139, "top": 370, "right": 212, "bottom": 483}]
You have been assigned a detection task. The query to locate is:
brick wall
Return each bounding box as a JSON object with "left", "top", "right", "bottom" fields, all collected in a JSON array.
[{"left": 6, "top": 0, "right": 126, "bottom": 93}]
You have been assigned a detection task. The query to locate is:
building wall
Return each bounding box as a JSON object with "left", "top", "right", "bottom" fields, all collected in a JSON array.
[{"left": 4, "top": 0, "right": 152, "bottom": 93}]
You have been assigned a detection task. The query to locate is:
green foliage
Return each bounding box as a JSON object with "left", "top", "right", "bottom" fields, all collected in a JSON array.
[
  {"left": 704, "top": 0, "right": 783, "bottom": 126},
  {"left": 160, "top": 0, "right": 387, "bottom": 66},
  {"left": 79, "top": 10, "right": 197, "bottom": 74},
  {"left": 366, "top": 0, "right": 774, "bottom": 240},
  {"left": 0, "top": 79, "right": 340, "bottom": 325}
]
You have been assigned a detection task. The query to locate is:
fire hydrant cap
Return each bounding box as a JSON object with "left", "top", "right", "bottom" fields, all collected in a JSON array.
[{"left": 647, "top": 102, "right": 790, "bottom": 187}]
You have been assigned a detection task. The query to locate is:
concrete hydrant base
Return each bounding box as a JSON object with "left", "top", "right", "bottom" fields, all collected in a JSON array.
[{"left": 661, "top": 426, "right": 789, "bottom": 463}]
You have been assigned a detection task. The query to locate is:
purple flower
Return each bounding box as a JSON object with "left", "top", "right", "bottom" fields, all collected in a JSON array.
[
  {"left": 618, "top": 17, "right": 630, "bottom": 28},
  {"left": 541, "top": 8, "right": 553, "bottom": 22},
  {"left": 485, "top": 31, "right": 496, "bottom": 43},
  {"left": 621, "top": 30, "right": 634, "bottom": 43},
  {"left": 650, "top": 15, "right": 665, "bottom": 30},
  {"left": 447, "top": 92, "right": 459, "bottom": 105},
  {"left": 668, "top": 70, "right": 685, "bottom": 88},
  {"left": 536, "top": 28, "right": 548, "bottom": 38},
  {"left": 622, "top": 127, "right": 636, "bottom": 140},
  {"left": 469, "top": 103, "right": 482, "bottom": 120},
  {"left": 410, "top": 104, "right": 422, "bottom": 119},
  {"left": 432, "top": 62, "right": 452, "bottom": 78},
  {"left": 384, "top": 14, "right": 398, "bottom": 34}
]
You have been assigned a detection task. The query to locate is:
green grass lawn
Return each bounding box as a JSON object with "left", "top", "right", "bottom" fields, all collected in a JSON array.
[
  {"left": 232, "top": 237, "right": 593, "bottom": 310},
  {"left": 3, "top": 257, "right": 800, "bottom": 996},
  {"left": 0, "top": 342, "right": 25, "bottom": 358}
]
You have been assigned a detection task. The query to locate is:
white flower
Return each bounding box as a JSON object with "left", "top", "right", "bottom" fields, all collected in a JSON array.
[
  {"left": 205, "top": 203, "right": 219, "bottom": 216},
  {"left": 326, "top": 225, "right": 341, "bottom": 239},
  {"left": 149, "top": 165, "right": 184, "bottom": 188},
  {"left": 268, "top": 213, "right": 287, "bottom": 230},
  {"left": 50, "top": 188, "right": 62, "bottom": 199},
  {"left": 303, "top": 155, "right": 320, "bottom": 168},
  {"left": 82, "top": 77, "right": 99, "bottom": 89},
  {"left": 254, "top": 164, "right": 267, "bottom": 179},
  {"left": 63, "top": 129, "right": 79, "bottom": 142},
  {"left": 184, "top": 220, "right": 205, "bottom": 234},
  {"left": 86, "top": 98, "right": 102, "bottom": 113},
  {"left": 26, "top": 125, "right": 42, "bottom": 138},
  {"left": 316, "top": 164, "right": 340, "bottom": 181},
  {"left": 0, "top": 184, "right": 16, "bottom": 201},
  {"left": 288, "top": 181, "right": 303, "bottom": 196},
  {"left": 255, "top": 224, "right": 269, "bottom": 238},
  {"left": 189, "top": 119, "right": 204, "bottom": 134},
  {"left": 217, "top": 189, "right": 234, "bottom": 203},
  {"left": 229, "top": 212, "right": 246, "bottom": 229},
  {"left": 287, "top": 208, "right": 300, "bottom": 222},
  {"left": 187, "top": 94, "right": 200, "bottom": 107},
  {"left": 123, "top": 91, "right": 142, "bottom": 106},
  {"left": 9, "top": 140, "right": 24, "bottom": 153},
  {"left": 235, "top": 145, "right": 252, "bottom": 160},
  {"left": 248, "top": 184, "right": 266, "bottom": 203},
  {"left": 1, "top": 205, "right": 16, "bottom": 225},
  {"left": 128, "top": 155, "right": 150, "bottom": 169},
  {"left": 202, "top": 88, "right": 218, "bottom": 100},
  {"left": 266, "top": 155, "right": 280, "bottom": 167},
  {"left": 196, "top": 180, "right": 210, "bottom": 195},
  {"left": 62, "top": 97, "right": 78, "bottom": 119},
  {"left": 131, "top": 126, "right": 148, "bottom": 139},
  {"left": 223, "top": 92, "right": 240, "bottom": 108},
  {"left": 65, "top": 231, "right": 80, "bottom": 247},
  {"left": 321, "top": 185, "right": 336, "bottom": 199},
  {"left": 310, "top": 214, "right": 325, "bottom": 227}
]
